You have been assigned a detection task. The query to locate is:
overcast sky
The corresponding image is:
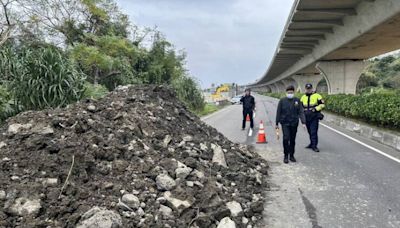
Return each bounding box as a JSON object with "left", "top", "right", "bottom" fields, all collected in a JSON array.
[{"left": 116, "top": 0, "right": 294, "bottom": 88}]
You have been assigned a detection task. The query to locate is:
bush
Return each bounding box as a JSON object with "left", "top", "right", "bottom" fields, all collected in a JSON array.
[
  {"left": 172, "top": 76, "right": 205, "bottom": 112},
  {"left": 0, "top": 85, "right": 20, "bottom": 122},
  {"left": 6, "top": 45, "right": 86, "bottom": 110},
  {"left": 82, "top": 83, "right": 109, "bottom": 99},
  {"left": 0, "top": 85, "right": 11, "bottom": 121},
  {"left": 324, "top": 93, "right": 400, "bottom": 128}
]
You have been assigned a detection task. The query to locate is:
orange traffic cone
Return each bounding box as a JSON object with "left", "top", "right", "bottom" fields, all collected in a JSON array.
[
  {"left": 256, "top": 121, "right": 267, "bottom": 144},
  {"left": 246, "top": 114, "right": 250, "bottom": 121}
]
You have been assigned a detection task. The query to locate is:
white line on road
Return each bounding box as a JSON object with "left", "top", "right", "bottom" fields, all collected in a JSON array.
[
  {"left": 321, "top": 123, "right": 400, "bottom": 164},
  {"left": 248, "top": 128, "right": 253, "bottom": 137}
]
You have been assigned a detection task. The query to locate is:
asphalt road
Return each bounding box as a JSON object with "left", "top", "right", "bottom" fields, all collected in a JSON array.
[{"left": 202, "top": 94, "right": 400, "bottom": 228}]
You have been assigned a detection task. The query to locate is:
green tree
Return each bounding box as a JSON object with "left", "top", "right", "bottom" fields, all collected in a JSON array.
[{"left": 70, "top": 35, "right": 139, "bottom": 89}]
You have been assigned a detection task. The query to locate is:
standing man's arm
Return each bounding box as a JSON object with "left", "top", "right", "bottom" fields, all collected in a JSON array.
[
  {"left": 315, "top": 94, "right": 325, "bottom": 111},
  {"left": 251, "top": 97, "right": 256, "bottom": 110},
  {"left": 276, "top": 99, "right": 282, "bottom": 129},
  {"left": 298, "top": 101, "right": 306, "bottom": 125}
]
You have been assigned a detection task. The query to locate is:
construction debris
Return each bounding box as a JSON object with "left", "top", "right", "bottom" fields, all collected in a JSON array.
[{"left": 0, "top": 85, "right": 268, "bottom": 227}]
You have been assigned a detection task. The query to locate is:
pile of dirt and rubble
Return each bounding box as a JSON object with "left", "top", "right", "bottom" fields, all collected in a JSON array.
[{"left": 0, "top": 85, "right": 268, "bottom": 228}]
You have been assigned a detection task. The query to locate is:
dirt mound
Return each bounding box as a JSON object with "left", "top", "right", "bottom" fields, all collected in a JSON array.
[{"left": 0, "top": 85, "right": 268, "bottom": 228}]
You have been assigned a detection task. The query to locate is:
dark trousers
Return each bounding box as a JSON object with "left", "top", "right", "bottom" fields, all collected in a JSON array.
[
  {"left": 282, "top": 124, "right": 298, "bottom": 157},
  {"left": 306, "top": 116, "right": 319, "bottom": 148},
  {"left": 242, "top": 109, "right": 254, "bottom": 129}
]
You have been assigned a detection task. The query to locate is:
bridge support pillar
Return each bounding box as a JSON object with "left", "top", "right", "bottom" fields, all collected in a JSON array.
[
  {"left": 264, "top": 85, "right": 272, "bottom": 93},
  {"left": 291, "top": 74, "right": 323, "bottom": 93},
  {"left": 281, "top": 78, "right": 297, "bottom": 90},
  {"left": 316, "top": 60, "right": 368, "bottom": 94},
  {"left": 275, "top": 81, "right": 286, "bottom": 93},
  {"left": 269, "top": 84, "right": 278, "bottom": 93}
]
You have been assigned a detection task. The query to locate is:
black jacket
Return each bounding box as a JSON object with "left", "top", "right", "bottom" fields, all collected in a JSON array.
[
  {"left": 240, "top": 95, "right": 255, "bottom": 110},
  {"left": 276, "top": 97, "right": 306, "bottom": 126}
]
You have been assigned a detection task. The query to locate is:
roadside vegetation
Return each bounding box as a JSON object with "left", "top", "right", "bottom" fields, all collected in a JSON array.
[
  {"left": 195, "top": 102, "right": 230, "bottom": 117},
  {"left": 0, "top": 0, "right": 204, "bottom": 123}
]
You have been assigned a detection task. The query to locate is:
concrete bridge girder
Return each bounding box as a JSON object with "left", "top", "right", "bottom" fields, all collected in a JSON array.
[
  {"left": 291, "top": 74, "right": 323, "bottom": 93},
  {"left": 316, "top": 60, "right": 369, "bottom": 95}
]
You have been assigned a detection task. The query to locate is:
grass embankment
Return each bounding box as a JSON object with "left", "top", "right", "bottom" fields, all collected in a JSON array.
[{"left": 195, "top": 102, "right": 230, "bottom": 117}]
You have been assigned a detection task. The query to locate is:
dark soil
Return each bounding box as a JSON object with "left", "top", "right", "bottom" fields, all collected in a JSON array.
[{"left": 0, "top": 85, "right": 268, "bottom": 228}]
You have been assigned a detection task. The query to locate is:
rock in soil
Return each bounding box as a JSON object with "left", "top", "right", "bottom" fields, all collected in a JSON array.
[
  {"left": 0, "top": 85, "right": 268, "bottom": 227},
  {"left": 218, "top": 217, "right": 236, "bottom": 228},
  {"left": 76, "top": 207, "right": 122, "bottom": 228}
]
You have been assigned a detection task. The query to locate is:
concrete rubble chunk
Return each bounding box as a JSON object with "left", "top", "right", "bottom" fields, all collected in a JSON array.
[
  {"left": 255, "top": 171, "right": 262, "bottom": 185},
  {"left": 121, "top": 194, "right": 140, "bottom": 209},
  {"left": 7, "top": 123, "right": 32, "bottom": 135},
  {"left": 212, "top": 144, "right": 227, "bottom": 167},
  {"left": 200, "top": 143, "right": 208, "bottom": 151},
  {"left": 31, "top": 125, "right": 54, "bottom": 135},
  {"left": 9, "top": 197, "right": 41, "bottom": 217},
  {"left": 183, "top": 135, "right": 193, "bottom": 142},
  {"left": 87, "top": 105, "right": 96, "bottom": 112},
  {"left": 192, "top": 169, "right": 205, "bottom": 179},
  {"left": 0, "top": 190, "right": 6, "bottom": 200},
  {"left": 226, "top": 201, "right": 243, "bottom": 217},
  {"left": 0, "top": 141, "right": 6, "bottom": 149},
  {"left": 217, "top": 217, "right": 236, "bottom": 228},
  {"left": 164, "top": 191, "right": 192, "bottom": 211},
  {"left": 175, "top": 162, "right": 193, "bottom": 180},
  {"left": 163, "top": 135, "right": 172, "bottom": 147},
  {"left": 36, "top": 178, "right": 58, "bottom": 187},
  {"left": 159, "top": 205, "right": 173, "bottom": 218},
  {"left": 77, "top": 206, "right": 122, "bottom": 228},
  {"left": 156, "top": 173, "right": 177, "bottom": 191}
]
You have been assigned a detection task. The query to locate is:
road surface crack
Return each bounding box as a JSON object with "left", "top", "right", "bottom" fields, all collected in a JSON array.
[{"left": 299, "top": 188, "right": 322, "bottom": 228}]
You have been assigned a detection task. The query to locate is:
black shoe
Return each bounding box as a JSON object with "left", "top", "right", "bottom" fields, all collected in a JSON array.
[
  {"left": 305, "top": 145, "right": 312, "bottom": 149},
  {"left": 241, "top": 128, "right": 245, "bottom": 131},
  {"left": 289, "top": 156, "right": 297, "bottom": 162},
  {"left": 312, "top": 147, "right": 320, "bottom": 152},
  {"left": 284, "top": 156, "right": 289, "bottom": 164}
]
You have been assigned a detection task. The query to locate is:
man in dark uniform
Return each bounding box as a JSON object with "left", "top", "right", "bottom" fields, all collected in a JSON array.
[
  {"left": 300, "top": 83, "right": 325, "bottom": 152},
  {"left": 276, "top": 85, "right": 306, "bottom": 163},
  {"left": 240, "top": 88, "right": 255, "bottom": 130}
]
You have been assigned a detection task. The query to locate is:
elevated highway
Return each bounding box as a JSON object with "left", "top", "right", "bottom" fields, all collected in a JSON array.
[{"left": 250, "top": 0, "right": 400, "bottom": 94}]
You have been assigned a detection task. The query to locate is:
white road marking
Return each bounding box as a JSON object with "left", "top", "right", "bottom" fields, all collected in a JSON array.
[{"left": 321, "top": 123, "right": 400, "bottom": 164}]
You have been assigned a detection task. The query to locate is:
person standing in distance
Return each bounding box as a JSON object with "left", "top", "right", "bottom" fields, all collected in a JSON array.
[
  {"left": 276, "top": 85, "right": 306, "bottom": 164},
  {"left": 240, "top": 88, "right": 255, "bottom": 130},
  {"left": 300, "top": 83, "right": 325, "bottom": 152}
]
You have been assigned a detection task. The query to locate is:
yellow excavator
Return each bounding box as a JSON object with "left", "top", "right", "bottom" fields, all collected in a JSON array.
[{"left": 211, "top": 84, "right": 230, "bottom": 102}]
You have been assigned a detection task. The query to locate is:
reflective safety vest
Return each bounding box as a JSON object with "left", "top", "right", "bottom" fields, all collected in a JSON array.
[{"left": 300, "top": 93, "right": 325, "bottom": 112}]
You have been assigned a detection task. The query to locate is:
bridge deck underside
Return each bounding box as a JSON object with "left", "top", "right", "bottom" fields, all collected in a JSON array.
[{"left": 259, "top": 0, "right": 400, "bottom": 85}]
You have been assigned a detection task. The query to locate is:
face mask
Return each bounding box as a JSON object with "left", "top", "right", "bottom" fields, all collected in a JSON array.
[{"left": 287, "top": 93, "right": 294, "bottom": 99}]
